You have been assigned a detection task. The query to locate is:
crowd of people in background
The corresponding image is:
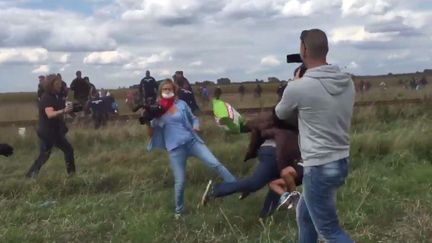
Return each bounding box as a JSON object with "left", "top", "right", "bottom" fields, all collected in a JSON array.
[
  {"left": 36, "top": 71, "right": 119, "bottom": 129},
  {"left": 408, "top": 76, "right": 428, "bottom": 90},
  {"left": 355, "top": 76, "right": 429, "bottom": 93}
]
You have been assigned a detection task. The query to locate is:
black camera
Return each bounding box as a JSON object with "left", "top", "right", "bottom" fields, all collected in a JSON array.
[
  {"left": 287, "top": 53, "right": 307, "bottom": 78},
  {"left": 66, "top": 101, "right": 84, "bottom": 113},
  {"left": 138, "top": 104, "right": 165, "bottom": 125},
  {"left": 286, "top": 54, "right": 302, "bottom": 63},
  {"left": 72, "top": 103, "right": 84, "bottom": 113}
]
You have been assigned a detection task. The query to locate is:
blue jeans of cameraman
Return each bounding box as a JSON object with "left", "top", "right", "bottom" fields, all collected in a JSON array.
[{"left": 296, "top": 158, "right": 353, "bottom": 243}]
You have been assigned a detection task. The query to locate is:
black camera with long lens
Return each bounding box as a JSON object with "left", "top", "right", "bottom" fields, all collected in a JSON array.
[
  {"left": 65, "top": 101, "right": 84, "bottom": 113},
  {"left": 138, "top": 104, "right": 165, "bottom": 125}
]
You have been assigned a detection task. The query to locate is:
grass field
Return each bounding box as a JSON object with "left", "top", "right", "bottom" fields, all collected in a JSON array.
[{"left": 0, "top": 104, "right": 431, "bottom": 242}]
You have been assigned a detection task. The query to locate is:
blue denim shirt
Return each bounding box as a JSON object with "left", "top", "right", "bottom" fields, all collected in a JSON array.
[{"left": 147, "top": 99, "right": 203, "bottom": 151}]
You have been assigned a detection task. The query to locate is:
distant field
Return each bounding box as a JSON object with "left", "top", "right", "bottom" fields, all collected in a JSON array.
[{"left": 1, "top": 73, "right": 432, "bottom": 123}]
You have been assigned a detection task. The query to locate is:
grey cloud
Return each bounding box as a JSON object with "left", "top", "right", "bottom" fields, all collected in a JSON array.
[
  {"left": 221, "top": 8, "right": 278, "bottom": 20},
  {"left": 365, "top": 18, "right": 423, "bottom": 37},
  {"left": 0, "top": 8, "right": 117, "bottom": 52},
  {"left": 159, "top": 16, "right": 198, "bottom": 26},
  {"left": 0, "top": 26, "right": 50, "bottom": 47}
]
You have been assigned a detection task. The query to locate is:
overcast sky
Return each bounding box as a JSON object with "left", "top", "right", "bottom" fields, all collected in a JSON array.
[{"left": 0, "top": 0, "right": 431, "bottom": 92}]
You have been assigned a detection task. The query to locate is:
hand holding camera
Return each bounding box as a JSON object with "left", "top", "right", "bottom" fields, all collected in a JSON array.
[
  {"left": 64, "top": 101, "right": 73, "bottom": 113},
  {"left": 287, "top": 53, "right": 307, "bottom": 78},
  {"left": 65, "top": 101, "right": 84, "bottom": 113},
  {"left": 138, "top": 104, "right": 165, "bottom": 125}
]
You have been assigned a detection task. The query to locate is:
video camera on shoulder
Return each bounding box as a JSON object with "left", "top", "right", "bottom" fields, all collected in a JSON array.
[{"left": 286, "top": 53, "right": 307, "bottom": 78}]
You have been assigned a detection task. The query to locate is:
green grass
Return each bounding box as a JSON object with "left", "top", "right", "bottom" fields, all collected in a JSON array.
[{"left": 0, "top": 106, "right": 432, "bottom": 242}]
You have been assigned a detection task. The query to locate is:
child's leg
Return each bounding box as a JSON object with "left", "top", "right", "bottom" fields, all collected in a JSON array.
[
  {"left": 269, "top": 178, "right": 287, "bottom": 196},
  {"left": 280, "top": 166, "right": 298, "bottom": 193}
]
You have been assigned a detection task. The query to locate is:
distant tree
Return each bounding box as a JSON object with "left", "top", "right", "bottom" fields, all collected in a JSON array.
[
  {"left": 267, "top": 77, "right": 280, "bottom": 83},
  {"left": 203, "top": 80, "right": 215, "bottom": 86},
  {"left": 217, "top": 78, "right": 231, "bottom": 85}
]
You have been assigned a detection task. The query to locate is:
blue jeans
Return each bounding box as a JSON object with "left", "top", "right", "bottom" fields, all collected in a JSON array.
[
  {"left": 168, "top": 139, "right": 236, "bottom": 214},
  {"left": 213, "top": 146, "right": 279, "bottom": 197},
  {"left": 296, "top": 158, "right": 353, "bottom": 243},
  {"left": 213, "top": 146, "right": 281, "bottom": 217}
]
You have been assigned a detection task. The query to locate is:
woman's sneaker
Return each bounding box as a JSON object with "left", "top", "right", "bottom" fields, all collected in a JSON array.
[{"left": 238, "top": 191, "right": 250, "bottom": 200}]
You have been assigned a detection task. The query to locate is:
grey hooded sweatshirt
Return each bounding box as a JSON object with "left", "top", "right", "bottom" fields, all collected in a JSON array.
[{"left": 275, "top": 65, "right": 355, "bottom": 167}]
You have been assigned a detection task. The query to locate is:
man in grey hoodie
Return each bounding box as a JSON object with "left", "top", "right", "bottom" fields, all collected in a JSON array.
[{"left": 275, "top": 29, "right": 354, "bottom": 243}]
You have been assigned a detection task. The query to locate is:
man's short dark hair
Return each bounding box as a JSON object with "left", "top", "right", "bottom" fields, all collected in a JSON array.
[{"left": 300, "top": 29, "right": 328, "bottom": 59}]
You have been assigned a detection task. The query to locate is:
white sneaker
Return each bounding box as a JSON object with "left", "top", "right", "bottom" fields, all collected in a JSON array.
[
  {"left": 276, "top": 192, "right": 291, "bottom": 211},
  {"left": 286, "top": 191, "right": 301, "bottom": 209}
]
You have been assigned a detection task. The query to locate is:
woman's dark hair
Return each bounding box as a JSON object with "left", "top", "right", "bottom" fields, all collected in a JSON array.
[{"left": 44, "top": 74, "right": 61, "bottom": 94}]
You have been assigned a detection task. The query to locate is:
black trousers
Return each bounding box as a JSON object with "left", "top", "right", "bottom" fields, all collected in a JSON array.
[
  {"left": 26, "top": 134, "right": 75, "bottom": 177},
  {"left": 93, "top": 112, "right": 108, "bottom": 129}
]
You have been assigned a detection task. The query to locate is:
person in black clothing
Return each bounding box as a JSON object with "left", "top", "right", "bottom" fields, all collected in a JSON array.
[
  {"left": 37, "top": 75, "right": 46, "bottom": 101},
  {"left": 277, "top": 83, "right": 287, "bottom": 101},
  {"left": 0, "top": 143, "right": 13, "bottom": 157},
  {"left": 238, "top": 84, "right": 246, "bottom": 100},
  {"left": 57, "top": 73, "right": 69, "bottom": 103},
  {"left": 83, "top": 77, "right": 96, "bottom": 98},
  {"left": 178, "top": 81, "right": 200, "bottom": 114},
  {"left": 101, "top": 92, "right": 118, "bottom": 115},
  {"left": 89, "top": 90, "right": 107, "bottom": 129},
  {"left": 26, "top": 74, "right": 75, "bottom": 178},
  {"left": 70, "top": 71, "right": 90, "bottom": 105},
  {"left": 254, "top": 84, "right": 263, "bottom": 98},
  {"left": 214, "top": 86, "right": 222, "bottom": 100},
  {"left": 139, "top": 70, "right": 158, "bottom": 105},
  {"left": 173, "top": 71, "right": 191, "bottom": 89},
  {"left": 174, "top": 71, "right": 200, "bottom": 113}
]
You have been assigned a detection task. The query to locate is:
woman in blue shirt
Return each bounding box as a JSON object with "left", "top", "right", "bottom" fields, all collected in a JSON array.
[{"left": 148, "top": 79, "right": 236, "bottom": 218}]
